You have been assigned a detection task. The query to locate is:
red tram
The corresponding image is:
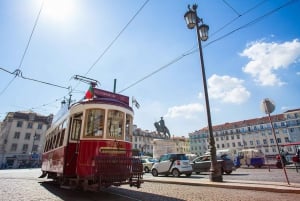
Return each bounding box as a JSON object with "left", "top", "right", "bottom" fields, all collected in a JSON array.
[{"left": 40, "top": 86, "right": 143, "bottom": 190}]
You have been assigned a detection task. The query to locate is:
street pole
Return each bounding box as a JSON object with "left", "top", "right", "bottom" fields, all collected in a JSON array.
[
  {"left": 184, "top": 4, "right": 222, "bottom": 182},
  {"left": 262, "top": 98, "right": 290, "bottom": 185}
]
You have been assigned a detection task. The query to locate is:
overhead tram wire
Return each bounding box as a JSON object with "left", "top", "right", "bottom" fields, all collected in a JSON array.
[
  {"left": 0, "top": 0, "right": 45, "bottom": 97},
  {"left": 84, "top": 0, "right": 150, "bottom": 76},
  {"left": 222, "top": 0, "right": 242, "bottom": 17},
  {"left": 211, "top": 0, "right": 268, "bottom": 37},
  {"left": 71, "top": 0, "right": 150, "bottom": 95},
  {"left": 205, "top": 0, "right": 298, "bottom": 48},
  {"left": 118, "top": 47, "right": 195, "bottom": 93},
  {"left": 118, "top": 0, "right": 298, "bottom": 93},
  {"left": 0, "top": 67, "right": 69, "bottom": 90}
]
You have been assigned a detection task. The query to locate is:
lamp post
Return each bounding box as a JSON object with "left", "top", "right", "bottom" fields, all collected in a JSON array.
[
  {"left": 184, "top": 4, "right": 222, "bottom": 182},
  {"left": 261, "top": 98, "right": 290, "bottom": 185}
]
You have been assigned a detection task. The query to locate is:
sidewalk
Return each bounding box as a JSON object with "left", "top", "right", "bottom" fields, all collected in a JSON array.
[{"left": 143, "top": 176, "right": 300, "bottom": 194}]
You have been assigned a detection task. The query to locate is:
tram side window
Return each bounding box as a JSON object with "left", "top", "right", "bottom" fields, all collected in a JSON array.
[
  {"left": 44, "top": 137, "right": 50, "bottom": 152},
  {"left": 107, "top": 110, "right": 124, "bottom": 139},
  {"left": 70, "top": 113, "right": 82, "bottom": 140},
  {"left": 60, "top": 120, "right": 67, "bottom": 145},
  {"left": 85, "top": 109, "right": 105, "bottom": 137},
  {"left": 59, "top": 128, "right": 65, "bottom": 146}
]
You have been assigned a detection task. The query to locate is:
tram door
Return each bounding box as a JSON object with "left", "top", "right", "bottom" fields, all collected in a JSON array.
[{"left": 64, "top": 113, "right": 82, "bottom": 176}]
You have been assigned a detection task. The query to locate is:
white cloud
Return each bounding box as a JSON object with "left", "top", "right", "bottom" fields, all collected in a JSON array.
[
  {"left": 296, "top": 72, "right": 300, "bottom": 76},
  {"left": 165, "top": 103, "right": 204, "bottom": 119},
  {"left": 208, "top": 74, "right": 250, "bottom": 104},
  {"left": 241, "top": 39, "right": 300, "bottom": 86}
]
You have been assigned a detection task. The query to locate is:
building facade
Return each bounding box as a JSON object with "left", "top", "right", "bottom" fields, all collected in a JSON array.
[
  {"left": 0, "top": 111, "right": 53, "bottom": 169},
  {"left": 132, "top": 127, "right": 157, "bottom": 156},
  {"left": 189, "top": 108, "right": 300, "bottom": 157},
  {"left": 284, "top": 109, "right": 300, "bottom": 142},
  {"left": 132, "top": 126, "right": 191, "bottom": 158}
]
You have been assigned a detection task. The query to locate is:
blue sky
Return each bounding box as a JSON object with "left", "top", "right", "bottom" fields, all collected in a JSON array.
[{"left": 1, "top": 0, "right": 300, "bottom": 137}]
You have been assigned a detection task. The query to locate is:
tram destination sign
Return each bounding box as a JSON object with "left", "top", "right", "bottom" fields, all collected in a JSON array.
[{"left": 94, "top": 88, "right": 129, "bottom": 105}]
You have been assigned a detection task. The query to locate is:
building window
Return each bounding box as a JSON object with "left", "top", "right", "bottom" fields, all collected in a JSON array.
[
  {"left": 263, "top": 139, "right": 267, "bottom": 145},
  {"left": 32, "top": 145, "right": 38, "bottom": 152},
  {"left": 34, "top": 134, "right": 41, "bottom": 141},
  {"left": 222, "top": 144, "right": 225, "bottom": 148},
  {"left": 256, "top": 140, "right": 260, "bottom": 145},
  {"left": 27, "top": 122, "right": 33, "bottom": 129},
  {"left": 238, "top": 142, "right": 242, "bottom": 147},
  {"left": 231, "top": 135, "right": 234, "bottom": 140},
  {"left": 270, "top": 139, "right": 274, "bottom": 144},
  {"left": 284, "top": 137, "right": 289, "bottom": 143},
  {"left": 232, "top": 142, "right": 236, "bottom": 147},
  {"left": 14, "top": 132, "right": 20, "bottom": 139},
  {"left": 17, "top": 121, "right": 23, "bottom": 127},
  {"left": 277, "top": 138, "right": 282, "bottom": 143},
  {"left": 25, "top": 133, "right": 31, "bottom": 140},
  {"left": 236, "top": 135, "right": 240, "bottom": 139},
  {"left": 250, "top": 141, "right": 253, "bottom": 145},
  {"left": 10, "top": 143, "right": 17, "bottom": 151},
  {"left": 22, "top": 144, "right": 29, "bottom": 152},
  {"left": 37, "top": 123, "right": 43, "bottom": 129}
]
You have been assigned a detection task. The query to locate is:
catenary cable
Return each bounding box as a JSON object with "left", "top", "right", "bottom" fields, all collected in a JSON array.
[
  {"left": 0, "top": 0, "right": 45, "bottom": 97},
  {"left": 118, "top": 0, "right": 298, "bottom": 93}
]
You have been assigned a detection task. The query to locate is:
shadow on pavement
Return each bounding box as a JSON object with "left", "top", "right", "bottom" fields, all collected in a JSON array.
[{"left": 39, "top": 180, "right": 186, "bottom": 201}]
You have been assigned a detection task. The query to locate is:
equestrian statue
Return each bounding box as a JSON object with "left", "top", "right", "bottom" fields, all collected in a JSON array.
[{"left": 154, "top": 117, "right": 171, "bottom": 139}]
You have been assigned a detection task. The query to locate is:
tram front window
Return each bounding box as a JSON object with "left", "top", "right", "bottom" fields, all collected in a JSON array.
[
  {"left": 125, "top": 114, "right": 133, "bottom": 141},
  {"left": 85, "top": 109, "right": 105, "bottom": 137},
  {"left": 107, "top": 110, "right": 124, "bottom": 139}
]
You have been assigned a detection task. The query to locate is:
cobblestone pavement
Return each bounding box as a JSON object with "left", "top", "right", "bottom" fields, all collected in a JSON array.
[
  {"left": 105, "top": 182, "right": 300, "bottom": 201},
  {"left": 0, "top": 168, "right": 300, "bottom": 201}
]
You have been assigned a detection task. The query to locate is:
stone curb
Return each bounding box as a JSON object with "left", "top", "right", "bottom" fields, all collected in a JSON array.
[{"left": 143, "top": 178, "right": 300, "bottom": 194}]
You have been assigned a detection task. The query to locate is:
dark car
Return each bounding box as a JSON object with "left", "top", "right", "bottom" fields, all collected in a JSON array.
[{"left": 191, "top": 154, "right": 235, "bottom": 175}]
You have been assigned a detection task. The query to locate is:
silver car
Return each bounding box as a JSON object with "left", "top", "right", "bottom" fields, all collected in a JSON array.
[{"left": 191, "top": 154, "right": 235, "bottom": 174}]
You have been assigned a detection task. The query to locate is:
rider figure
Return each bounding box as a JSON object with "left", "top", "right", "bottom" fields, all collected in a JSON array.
[{"left": 159, "top": 117, "right": 165, "bottom": 131}]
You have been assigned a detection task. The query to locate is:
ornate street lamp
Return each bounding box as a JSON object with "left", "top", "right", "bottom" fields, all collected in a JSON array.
[{"left": 184, "top": 4, "right": 222, "bottom": 182}]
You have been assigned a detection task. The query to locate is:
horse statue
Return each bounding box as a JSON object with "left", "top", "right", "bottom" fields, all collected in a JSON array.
[{"left": 154, "top": 117, "right": 170, "bottom": 139}]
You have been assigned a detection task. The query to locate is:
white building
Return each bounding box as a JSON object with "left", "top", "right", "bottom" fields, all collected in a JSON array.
[
  {"left": 0, "top": 111, "right": 53, "bottom": 168},
  {"left": 189, "top": 108, "right": 300, "bottom": 158},
  {"left": 284, "top": 109, "right": 300, "bottom": 142}
]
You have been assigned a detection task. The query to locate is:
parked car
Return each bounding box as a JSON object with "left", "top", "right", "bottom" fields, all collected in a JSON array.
[
  {"left": 141, "top": 158, "right": 154, "bottom": 173},
  {"left": 151, "top": 153, "right": 193, "bottom": 177},
  {"left": 191, "top": 154, "right": 235, "bottom": 174}
]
